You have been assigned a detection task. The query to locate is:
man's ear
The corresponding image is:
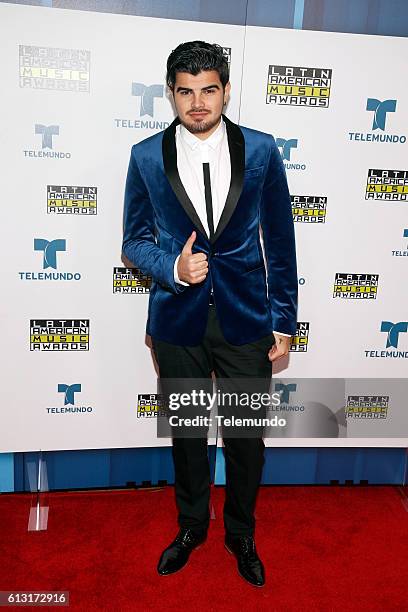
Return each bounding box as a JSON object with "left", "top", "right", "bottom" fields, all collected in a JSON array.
[{"left": 224, "top": 81, "right": 231, "bottom": 105}]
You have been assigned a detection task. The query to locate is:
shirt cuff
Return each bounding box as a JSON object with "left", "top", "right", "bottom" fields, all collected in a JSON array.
[
  {"left": 273, "top": 331, "right": 292, "bottom": 337},
  {"left": 174, "top": 254, "right": 189, "bottom": 286}
]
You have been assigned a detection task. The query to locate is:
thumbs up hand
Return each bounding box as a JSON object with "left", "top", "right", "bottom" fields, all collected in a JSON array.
[{"left": 177, "top": 231, "right": 208, "bottom": 284}]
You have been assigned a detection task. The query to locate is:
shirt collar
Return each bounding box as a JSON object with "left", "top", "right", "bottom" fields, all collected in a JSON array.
[{"left": 178, "top": 117, "right": 225, "bottom": 151}]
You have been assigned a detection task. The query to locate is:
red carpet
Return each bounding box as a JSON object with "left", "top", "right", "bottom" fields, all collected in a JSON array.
[{"left": 0, "top": 485, "right": 407, "bottom": 611}]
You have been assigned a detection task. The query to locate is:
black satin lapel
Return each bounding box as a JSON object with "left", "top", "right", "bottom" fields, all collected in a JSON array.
[
  {"left": 212, "top": 114, "right": 245, "bottom": 244},
  {"left": 162, "top": 117, "right": 207, "bottom": 239}
]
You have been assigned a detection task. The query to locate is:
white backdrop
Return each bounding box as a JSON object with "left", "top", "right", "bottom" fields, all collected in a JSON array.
[{"left": 1, "top": 2, "right": 407, "bottom": 452}]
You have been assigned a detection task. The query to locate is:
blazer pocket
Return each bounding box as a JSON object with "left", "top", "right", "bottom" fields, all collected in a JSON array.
[
  {"left": 244, "top": 165, "right": 264, "bottom": 178},
  {"left": 243, "top": 263, "right": 265, "bottom": 275},
  {"left": 245, "top": 237, "right": 264, "bottom": 273}
]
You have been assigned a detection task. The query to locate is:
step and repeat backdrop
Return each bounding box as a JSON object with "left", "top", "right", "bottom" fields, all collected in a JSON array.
[{"left": 1, "top": 2, "right": 407, "bottom": 452}]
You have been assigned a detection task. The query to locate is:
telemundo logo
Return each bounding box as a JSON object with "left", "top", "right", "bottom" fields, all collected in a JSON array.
[
  {"left": 58, "top": 383, "right": 81, "bottom": 405},
  {"left": 36, "top": 124, "right": 59, "bottom": 148},
  {"left": 365, "top": 321, "right": 408, "bottom": 358},
  {"left": 276, "top": 383, "right": 297, "bottom": 404},
  {"left": 34, "top": 238, "right": 65, "bottom": 269},
  {"left": 392, "top": 229, "right": 408, "bottom": 257},
  {"left": 46, "top": 383, "right": 93, "bottom": 414},
  {"left": 381, "top": 321, "right": 408, "bottom": 349},
  {"left": 24, "top": 124, "right": 72, "bottom": 158},
  {"left": 276, "top": 137, "right": 306, "bottom": 171},
  {"left": 269, "top": 382, "right": 305, "bottom": 412},
  {"left": 18, "top": 238, "right": 81, "bottom": 281},
  {"left": 131, "top": 83, "right": 163, "bottom": 117},
  {"left": 349, "top": 98, "right": 406, "bottom": 144},
  {"left": 115, "top": 82, "right": 170, "bottom": 131},
  {"left": 367, "top": 99, "right": 396, "bottom": 131}
]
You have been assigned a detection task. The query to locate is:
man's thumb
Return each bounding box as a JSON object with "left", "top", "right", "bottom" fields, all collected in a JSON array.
[{"left": 182, "top": 231, "right": 196, "bottom": 255}]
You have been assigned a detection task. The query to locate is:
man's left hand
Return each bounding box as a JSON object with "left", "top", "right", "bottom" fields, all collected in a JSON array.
[{"left": 268, "top": 333, "right": 291, "bottom": 362}]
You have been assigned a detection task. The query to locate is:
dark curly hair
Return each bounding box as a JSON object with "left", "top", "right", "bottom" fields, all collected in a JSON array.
[{"left": 166, "top": 40, "right": 229, "bottom": 90}]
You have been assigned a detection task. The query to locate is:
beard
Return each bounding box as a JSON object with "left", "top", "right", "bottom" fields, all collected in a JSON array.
[{"left": 180, "top": 112, "right": 221, "bottom": 135}]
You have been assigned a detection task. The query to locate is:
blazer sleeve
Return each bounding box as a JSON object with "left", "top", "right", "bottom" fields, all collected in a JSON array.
[
  {"left": 122, "top": 144, "right": 187, "bottom": 294},
  {"left": 260, "top": 136, "right": 298, "bottom": 336}
]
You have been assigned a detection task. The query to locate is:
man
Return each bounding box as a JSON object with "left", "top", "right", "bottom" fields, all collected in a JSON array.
[{"left": 122, "top": 41, "right": 297, "bottom": 587}]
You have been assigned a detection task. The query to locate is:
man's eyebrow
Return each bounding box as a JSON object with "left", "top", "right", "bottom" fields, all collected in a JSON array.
[{"left": 175, "top": 84, "right": 221, "bottom": 93}]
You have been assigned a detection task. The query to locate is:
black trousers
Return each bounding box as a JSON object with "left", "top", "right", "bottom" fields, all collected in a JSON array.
[{"left": 151, "top": 305, "right": 274, "bottom": 537}]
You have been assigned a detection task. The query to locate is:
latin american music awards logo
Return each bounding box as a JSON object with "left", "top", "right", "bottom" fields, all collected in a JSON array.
[
  {"left": 30, "top": 320, "right": 90, "bottom": 351},
  {"left": 19, "top": 239, "right": 81, "bottom": 281},
  {"left": 46, "top": 383, "right": 93, "bottom": 414},
  {"left": 333, "top": 274, "right": 379, "bottom": 299},
  {"left": 276, "top": 138, "right": 306, "bottom": 171},
  {"left": 266, "top": 65, "right": 332, "bottom": 107},
  {"left": 19, "top": 45, "right": 90, "bottom": 92},
  {"left": 137, "top": 394, "right": 166, "bottom": 418},
  {"left": 222, "top": 47, "right": 231, "bottom": 69},
  {"left": 290, "top": 322, "right": 309, "bottom": 352},
  {"left": 349, "top": 98, "right": 406, "bottom": 144},
  {"left": 345, "top": 395, "right": 388, "bottom": 419},
  {"left": 392, "top": 229, "right": 408, "bottom": 257},
  {"left": 365, "top": 321, "right": 408, "bottom": 359},
  {"left": 113, "top": 267, "right": 152, "bottom": 293},
  {"left": 47, "top": 185, "right": 97, "bottom": 215},
  {"left": 291, "top": 195, "right": 327, "bottom": 223},
  {"left": 366, "top": 169, "right": 408, "bottom": 201},
  {"left": 24, "top": 124, "right": 71, "bottom": 159}
]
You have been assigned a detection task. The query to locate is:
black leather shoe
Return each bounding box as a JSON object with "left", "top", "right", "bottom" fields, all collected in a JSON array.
[
  {"left": 157, "top": 528, "right": 207, "bottom": 575},
  {"left": 225, "top": 534, "right": 265, "bottom": 587}
]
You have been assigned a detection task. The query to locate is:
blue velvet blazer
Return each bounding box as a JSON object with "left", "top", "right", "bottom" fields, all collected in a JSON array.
[{"left": 122, "top": 115, "right": 298, "bottom": 346}]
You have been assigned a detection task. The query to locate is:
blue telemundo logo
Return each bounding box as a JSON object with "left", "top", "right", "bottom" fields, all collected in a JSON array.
[
  {"left": 276, "top": 137, "right": 297, "bottom": 161},
  {"left": 34, "top": 238, "right": 66, "bottom": 269},
  {"left": 276, "top": 137, "right": 306, "bottom": 171},
  {"left": 46, "top": 383, "right": 93, "bottom": 414},
  {"left": 58, "top": 383, "right": 81, "bottom": 405},
  {"left": 269, "top": 382, "right": 304, "bottom": 413},
  {"left": 35, "top": 124, "right": 59, "bottom": 149},
  {"left": 19, "top": 239, "right": 81, "bottom": 281},
  {"left": 114, "top": 82, "right": 169, "bottom": 130},
  {"left": 24, "top": 124, "right": 71, "bottom": 158},
  {"left": 365, "top": 321, "right": 408, "bottom": 358},
  {"left": 275, "top": 382, "right": 297, "bottom": 404},
  {"left": 349, "top": 98, "right": 405, "bottom": 143},
  {"left": 380, "top": 321, "right": 408, "bottom": 349},
  {"left": 131, "top": 83, "right": 163, "bottom": 117},
  {"left": 391, "top": 229, "right": 408, "bottom": 257},
  {"left": 366, "top": 98, "right": 396, "bottom": 131}
]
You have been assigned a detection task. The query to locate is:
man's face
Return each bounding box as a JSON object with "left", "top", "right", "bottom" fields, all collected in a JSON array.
[{"left": 172, "top": 70, "right": 230, "bottom": 137}]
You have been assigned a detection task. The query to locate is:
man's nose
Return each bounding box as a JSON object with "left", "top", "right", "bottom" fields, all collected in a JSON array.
[{"left": 191, "top": 92, "right": 205, "bottom": 108}]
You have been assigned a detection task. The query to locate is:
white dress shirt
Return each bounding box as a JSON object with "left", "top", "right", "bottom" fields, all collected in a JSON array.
[
  {"left": 175, "top": 117, "right": 230, "bottom": 251},
  {"left": 172, "top": 117, "right": 290, "bottom": 338}
]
